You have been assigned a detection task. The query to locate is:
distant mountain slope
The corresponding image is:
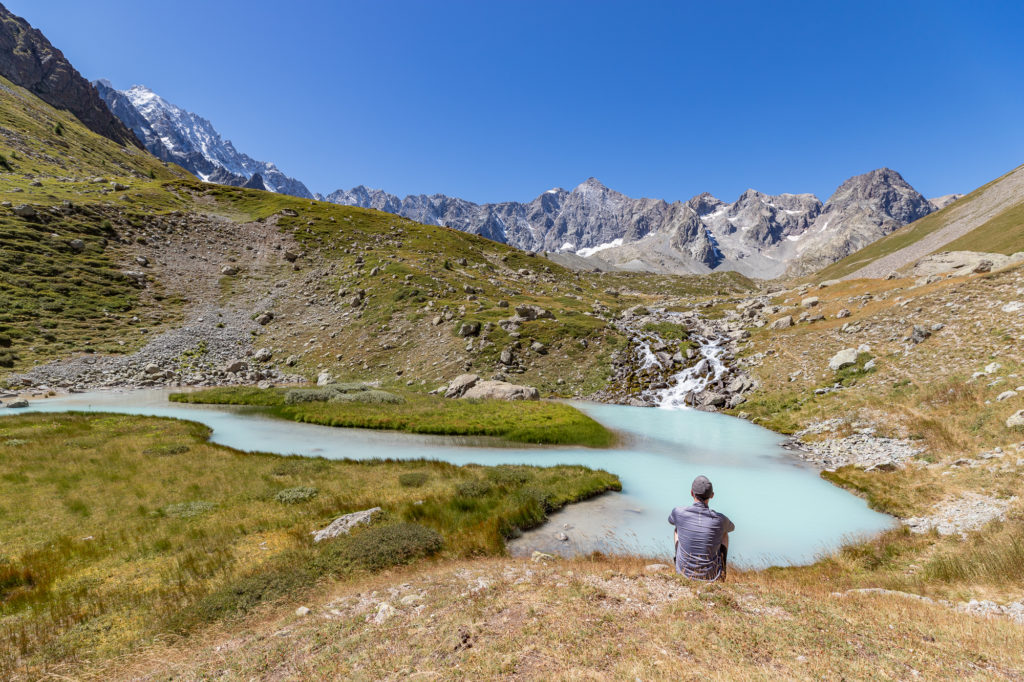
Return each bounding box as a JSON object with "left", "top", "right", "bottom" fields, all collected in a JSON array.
[
  {"left": 0, "top": 2, "right": 140, "bottom": 148},
  {"left": 813, "top": 163, "right": 1024, "bottom": 281},
  {"left": 327, "top": 170, "right": 933, "bottom": 279},
  {"left": 95, "top": 81, "right": 312, "bottom": 198}
]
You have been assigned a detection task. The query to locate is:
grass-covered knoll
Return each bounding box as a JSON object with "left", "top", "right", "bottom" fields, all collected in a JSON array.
[
  {"left": 170, "top": 385, "right": 616, "bottom": 448},
  {"left": 0, "top": 412, "right": 619, "bottom": 676}
]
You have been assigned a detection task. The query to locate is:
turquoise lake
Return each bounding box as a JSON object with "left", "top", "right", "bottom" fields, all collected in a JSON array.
[{"left": 9, "top": 390, "right": 894, "bottom": 567}]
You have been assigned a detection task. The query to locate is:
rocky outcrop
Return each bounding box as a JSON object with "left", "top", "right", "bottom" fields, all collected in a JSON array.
[{"left": 0, "top": 5, "right": 140, "bottom": 148}]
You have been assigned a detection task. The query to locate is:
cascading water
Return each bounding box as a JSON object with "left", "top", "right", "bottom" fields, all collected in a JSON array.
[{"left": 656, "top": 334, "right": 730, "bottom": 409}]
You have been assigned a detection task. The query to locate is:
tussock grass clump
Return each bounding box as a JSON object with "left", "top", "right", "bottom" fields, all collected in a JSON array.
[
  {"left": 924, "top": 520, "right": 1024, "bottom": 584},
  {"left": 455, "top": 479, "right": 491, "bottom": 498},
  {"left": 398, "top": 472, "right": 429, "bottom": 488},
  {"left": 143, "top": 443, "right": 189, "bottom": 456},
  {"left": 163, "top": 500, "right": 215, "bottom": 518},
  {"left": 275, "top": 486, "right": 318, "bottom": 504}
]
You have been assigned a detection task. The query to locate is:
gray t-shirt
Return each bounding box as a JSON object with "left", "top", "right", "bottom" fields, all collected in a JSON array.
[{"left": 668, "top": 501, "right": 735, "bottom": 579}]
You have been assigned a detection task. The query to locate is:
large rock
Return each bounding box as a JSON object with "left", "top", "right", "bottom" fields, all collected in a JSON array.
[
  {"left": 311, "top": 507, "right": 382, "bottom": 543},
  {"left": 514, "top": 305, "right": 554, "bottom": 321},
  {"left": 1007, "top": 410, "right": 1024, "bottom": 429},
  {"left": 457, "top": 321, "right": 480, "bottom": 337},
  {"left": 444, "top": 373, "right": 480, "bottom": 398},
  {"left": 5, "top": 399, "right": 29, "bottom": 409},
  {"left": 769, "top": 315, "right": 793, "bottom": 329},
  {"left": 462, "top": 380, "right": 539, "bottom": 401},
  {"left": 316, "top": 370, "right": 333, "bottom": 386},
  {"left": 828, "top": 348, "right": 859, "bottom": 371}
]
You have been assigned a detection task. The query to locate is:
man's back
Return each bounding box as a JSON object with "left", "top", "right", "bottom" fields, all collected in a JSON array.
[{"left": 668, "top": 501, "right": 734, "bottom": 579}]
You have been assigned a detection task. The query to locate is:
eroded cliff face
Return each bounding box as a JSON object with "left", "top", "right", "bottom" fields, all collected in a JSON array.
[{"left": 0, "top": 3, "right": 141, "bottom": 148}]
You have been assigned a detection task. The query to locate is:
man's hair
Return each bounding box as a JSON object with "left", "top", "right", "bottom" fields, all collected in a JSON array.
[{"left": 691, "top": 475, "right": 713, "bottom": 501}]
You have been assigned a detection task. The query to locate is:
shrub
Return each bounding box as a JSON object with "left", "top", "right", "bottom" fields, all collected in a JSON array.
[
  {"left": 0, "top": 154, "right": 11, "bottom": 171},
  {"left": 455, "top": 479, "right": 491, "bottom": 498},
  {"left": 163, "top": 501, "right": 214, "bottom": 518},
  {"left": 285, "top": 388, "right": 334, "bottom": 405},
  {"left": 398, "top": 472, "right": 429, "bottom": 488},
  {"left": 0, "top": 352, "right": 15, "bottom": 368},
  {"left": 53, "top": 122, "right": 64, "bottom": 136},
  {"left": 313, "top": 522, "right": 443, "bottom": 574},
  {"left": 274, "top": 486, "right": 318, "bottom": 504},
  {"left": 331, "top": 389, "right": 403, "bottom": 405}
]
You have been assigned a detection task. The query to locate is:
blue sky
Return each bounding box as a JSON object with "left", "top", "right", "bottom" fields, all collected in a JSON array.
[{"left": 7, "top": 0, "right": 1024, "bottom": 203}]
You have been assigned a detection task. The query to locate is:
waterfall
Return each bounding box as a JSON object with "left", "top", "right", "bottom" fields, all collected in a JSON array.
[{"left": 656, "top": 334, "right": 729, "bottom": 409}]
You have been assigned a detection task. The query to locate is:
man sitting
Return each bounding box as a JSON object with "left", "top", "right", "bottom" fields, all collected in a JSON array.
[{"left": 667, "top": 475, "right": 735, "bottom": 581}]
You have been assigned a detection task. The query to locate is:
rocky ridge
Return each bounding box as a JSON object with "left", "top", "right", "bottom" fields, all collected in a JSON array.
[
  {"left": 0, "top": 3, "right": 140, "bottom": 148},
  {"left": 95, "top": 81, "right": 313, "bottom": 198}
]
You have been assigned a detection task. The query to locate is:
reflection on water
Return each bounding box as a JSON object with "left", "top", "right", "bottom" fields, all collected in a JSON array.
[{"left": 11, "top": 390, "right": 894, "bottom": 567}]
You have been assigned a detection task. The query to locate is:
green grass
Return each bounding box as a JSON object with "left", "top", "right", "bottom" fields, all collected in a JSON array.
[
  {"left": 940, "top": 200, "right": 1024, "bottom": 255},
  {"left": 0, "top": 412, "right": 620, "bottom": 675},
  {"left": 170, "top": 386, "right": 617, "bottom": 447}
]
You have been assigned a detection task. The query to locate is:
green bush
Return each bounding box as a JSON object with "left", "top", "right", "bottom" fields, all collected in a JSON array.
[
  {"left": 274, "top": 486, "right": 318, "bottom": 504},
  {"left": 285, "top": 388, "right": 334, "bottom": 404},
  {"left": 331, "top": 389, "right": 403, "bottom": 405},
  {"left": 398, "top": 472, "right": 429, "bottom": 488},
  {"left": 313, "top": 522, "right": 443, "bottom": 574},
  {"left": 0, "top": 154, "right": 12, "bottom": 171},
  {"left": 455, "top": 479, "right": 491, "bottom": 498}
]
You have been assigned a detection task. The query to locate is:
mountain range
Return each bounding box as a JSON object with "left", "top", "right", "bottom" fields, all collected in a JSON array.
[{"left": 325, "top": 170, "right": 938, "bottom": 278}]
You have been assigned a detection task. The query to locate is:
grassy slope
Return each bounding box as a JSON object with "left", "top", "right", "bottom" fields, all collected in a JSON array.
[
  {"left": 0, "top": 412, "right": 619, "bottom": 676},
  {"left": 170, "top": 386, "right": 616, "bottom": 447},
  {"left": 0, "top": 75, "right": 191, "bottom": 369},
  {"left": 814, "top": 165, "right": 1024, "bottom": 281}
]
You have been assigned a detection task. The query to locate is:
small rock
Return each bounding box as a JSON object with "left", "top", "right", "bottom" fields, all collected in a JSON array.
[
  {"left": 255, "top": 312, "right": 274, "bottom": 325},
  {"left": 221, "top": 265, "right": 239, "bottom": 276},
  {"left": 312, "top": 507, "right": 382, "bottom": 543},
  {"left": 644, "top": 563, "right": 672, "bottom": 573},
  {"left": 295, "top": 606, "right": 311, "bottom": 617},
  {"left": 531, "top": 551, "right": 556, "bottom": 563},
  {"left": 369, "top": 602, "right": 396, "bottom": 624}
]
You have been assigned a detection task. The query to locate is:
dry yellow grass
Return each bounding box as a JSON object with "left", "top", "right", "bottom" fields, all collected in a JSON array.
[{"left": 90, "top": 554, "right": 1024, "bottom": 681}]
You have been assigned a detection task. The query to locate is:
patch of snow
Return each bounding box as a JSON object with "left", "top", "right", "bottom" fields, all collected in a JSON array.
[
  {"left": 560, "top": 242, "right": 576, "bottom": 251},
  {"left": 787, "top": 234, "right": 803, "bottom": 242},
  {"left": 576, "top": 238, "right": 623, "bottom": 258}
]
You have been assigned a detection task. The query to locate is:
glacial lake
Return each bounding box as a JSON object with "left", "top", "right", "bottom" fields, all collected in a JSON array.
[{"left": 8, "top": 390, "right": 894, "bottom": 568}]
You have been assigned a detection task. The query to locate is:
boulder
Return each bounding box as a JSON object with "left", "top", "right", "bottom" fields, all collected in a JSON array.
[
  {"left": 444, "top": 373, "right": 480, "bottom": 398},
  {"left": 255, "top": 311, "right": 274, "bottom": 325},
  {"left": 143, "top": 362, "right": 161, "bottom": 375},
  {"left": 514, "top": 304, "right": 554, "bottom": 321},
  {"left": 1007, "top": 410, "right": 1024, "bottom": 428},
  {"left": 253, "top": 347, "right": 272, "bottom": 362},
  {"left": 6, "top": 399, "right": 29, "bottom": 409},
  {"left": 997, "top": 390, "right": 1017, "bottom": 402},
  {"left": 828, "top": 348, "right": 859, "bottom": 371},
  {"left": 311, "top": 507, "right": 382, "bottom": 543},
  {"left": 769, "top": 315, "right": 793, "bottom": 330},
  {"left": 457, "top": 321, "right": 481, "bottom": 337},
  {"left": 800, "top": 297, "right": 819, "bottom": 308},
  {"left": 12, "top": 205, "right": 37, "bottom": 218},
  {"left": 530, "top": 341, "right": 547, "bottom": 354},
  {"left": 462, "top": 380, "right": 539, "bottom": 401},
  {"left": 316, "top": 370, "right": 333, "bottom": 386},
  {"left": 68, "top": 239, "right": 85, "bottom": 253},
  {"left": 910, "top": 325, "right": 931, "bottom": 344},
  {"left": 224, "top": 360, "right": 247, "bottom": 373},
  {"left": 835, "top": 309, "right": 851, "bottom": 319},
  {"left": 221, "top": 265, "right": 239, "bottom": 276},
  {"left": 283, "top": 250, "right": 299, "bottom": 262}
]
